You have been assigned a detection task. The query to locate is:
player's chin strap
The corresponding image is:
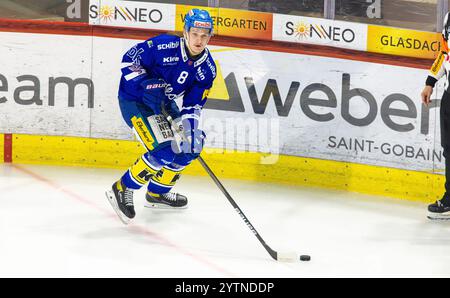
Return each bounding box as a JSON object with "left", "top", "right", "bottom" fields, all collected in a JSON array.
[
  {"left": 183, "top": 31, "right": 194, "bottom": 57},
  {"left": 161, "top": 104, "right": 304, "bottom": 262}
]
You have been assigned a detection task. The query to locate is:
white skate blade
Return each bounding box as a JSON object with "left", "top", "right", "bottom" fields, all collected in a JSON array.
[
  {"left": 144, "top": 200, "right": 188, "bottom": 210},
  {"left": 105, "top": 190, "right": 131, "bottom": 225},
  {"left": 427, "top": 212, "right": 450, "bottom": 221}
]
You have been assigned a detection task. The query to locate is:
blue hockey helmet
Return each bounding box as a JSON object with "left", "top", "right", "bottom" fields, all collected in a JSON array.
[{"left": 184, "top": 9, "right": 214, "bottom": 35}]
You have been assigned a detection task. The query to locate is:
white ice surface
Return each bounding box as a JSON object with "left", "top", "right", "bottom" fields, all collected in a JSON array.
[{"left": 0, "top": 163, "right": 449, "bottom": 278}]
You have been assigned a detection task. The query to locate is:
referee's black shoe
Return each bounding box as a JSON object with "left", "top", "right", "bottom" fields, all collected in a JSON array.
[{"left": 428, "top": 195, "right": 450, "bottom": 220}]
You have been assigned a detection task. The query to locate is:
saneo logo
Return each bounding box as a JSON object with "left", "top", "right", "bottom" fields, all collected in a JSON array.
[
  {"left": 285, "top": 20, "right": 356, "bottom": 43},
  {"left": 89, "top": 4, "right": 163, "bottom": 23}
]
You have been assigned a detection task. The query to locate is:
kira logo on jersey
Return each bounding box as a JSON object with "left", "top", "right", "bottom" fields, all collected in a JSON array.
[{"left": 163, "top": 56, "right": 180, "bottom": 63}]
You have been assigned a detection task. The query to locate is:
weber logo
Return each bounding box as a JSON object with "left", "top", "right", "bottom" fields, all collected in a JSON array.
[
  {"left": 157, "top": 41, "right": 179, "bottom": 50},
  {"left": 163, "top": 56, "right": 179, "bottom": 63}
]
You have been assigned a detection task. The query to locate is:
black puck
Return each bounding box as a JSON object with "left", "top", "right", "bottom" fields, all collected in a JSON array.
[{"left": 300, "top": 255, "right": 311, "bottom": 261}]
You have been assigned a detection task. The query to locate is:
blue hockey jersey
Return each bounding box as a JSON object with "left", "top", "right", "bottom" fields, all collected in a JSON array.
[{"left": 118, "top": 34, "right": 217, "bottom": 121}]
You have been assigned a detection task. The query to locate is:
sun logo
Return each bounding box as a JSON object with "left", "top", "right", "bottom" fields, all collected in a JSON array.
[
  {"left": 99, "top": 5, "right": 114, "bottom": 22},
  {"left": 295, "top": 22, "right": 310, "bottom": 39}
]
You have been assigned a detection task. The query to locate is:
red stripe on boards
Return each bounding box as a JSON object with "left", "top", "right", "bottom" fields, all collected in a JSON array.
[
  {"left": 0, "top": 18, "right": 433, "bottom": 69},
  {"left": 4, "top": 134, "right": 12, "bottom": 163}
]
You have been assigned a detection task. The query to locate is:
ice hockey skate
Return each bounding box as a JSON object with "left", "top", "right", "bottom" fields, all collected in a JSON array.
[
  {"left": 106, "top": 180, "right": 136, "bottom": 224},
  {"left": 144, "top": 191, "right": 188, "bottom": 209},
  {"left": 427, "top": 196, "right": 450, "bottom": 220}
]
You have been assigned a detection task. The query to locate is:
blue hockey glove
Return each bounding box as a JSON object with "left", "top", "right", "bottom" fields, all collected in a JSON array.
[
  {"left": 141, "top": 78, "right": 168, "bottom": 114},
  {"left": 164, "top": 100, "right": 181, "bottom": 121}
]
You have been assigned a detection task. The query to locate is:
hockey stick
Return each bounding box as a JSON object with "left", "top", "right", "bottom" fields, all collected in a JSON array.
[{"left": 162, "top": 107, "right": 309, "bottom": 262}]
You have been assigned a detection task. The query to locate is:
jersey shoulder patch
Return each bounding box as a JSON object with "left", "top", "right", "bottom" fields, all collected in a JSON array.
[{"left": 430, "top": 51, "right": 446, "bottom": 76}]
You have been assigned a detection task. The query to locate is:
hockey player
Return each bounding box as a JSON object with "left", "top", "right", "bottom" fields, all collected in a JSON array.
[
  {"left": 106, "top": 9, "right": 216, "bottom": 224},
  {"left": 422, "top": 12, "right": 450, "bottom": 220}
]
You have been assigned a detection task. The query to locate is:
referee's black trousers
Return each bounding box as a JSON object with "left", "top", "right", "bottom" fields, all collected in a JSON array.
[{"left": 441, "top": 91, "right": 450, "bottom": 197}]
